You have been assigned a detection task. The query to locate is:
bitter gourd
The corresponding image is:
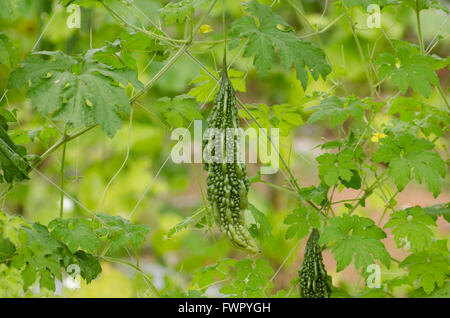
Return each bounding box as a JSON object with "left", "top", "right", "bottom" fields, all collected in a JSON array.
[
  {"left": 298, "top": 229, "right": 331, "bottom": 298},
  {"left": 203, "top": 67, "right": 258, "bottom": 254}
]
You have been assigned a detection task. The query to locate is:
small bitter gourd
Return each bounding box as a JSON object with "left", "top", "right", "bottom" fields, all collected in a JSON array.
[
  {"left": 298, "top": 229, "right": 331, "bottom": 298},
  {"left": 203, "top": 67, "right": 259, "bottom": 254}
]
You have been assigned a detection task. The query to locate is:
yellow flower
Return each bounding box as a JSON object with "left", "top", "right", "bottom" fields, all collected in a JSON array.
[
  {"left": 371, "top": 132, "right": 387, "bottom": 143},
  {"left": 198, "top": 24, "right": 213, "bottom": 34}
]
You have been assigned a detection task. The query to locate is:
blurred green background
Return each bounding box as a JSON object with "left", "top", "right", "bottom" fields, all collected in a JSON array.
[{"left": 0, "top": 0, "right": 448, "bottom": 297}]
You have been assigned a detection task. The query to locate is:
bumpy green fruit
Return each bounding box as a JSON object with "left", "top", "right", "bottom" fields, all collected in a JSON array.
[
  {"left": 299, "top": 229, "right": 331, "bottom": 298},
  {"left": 203, "top": 68, "right": 258, "bottom": 254}
]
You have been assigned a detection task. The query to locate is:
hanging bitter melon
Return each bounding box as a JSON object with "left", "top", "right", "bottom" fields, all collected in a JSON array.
[
  {"left": 298, "top": 229, "right": 331, "bottom": 298},
  {"left": 203, "top": 68, "right": 258, "bottom": 254}
]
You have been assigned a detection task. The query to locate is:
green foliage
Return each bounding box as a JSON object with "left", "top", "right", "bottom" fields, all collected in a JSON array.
[
  {"left": 0, "top": 210, "right": 150, "bottom": 293},
  {"left": 0, "top": 112, "right": 29, "bottom": 184},
  {"left": 87, "top": 31, "right": 169, "bottom": 70},
  {"left": 375, "top": 41, "right": 446, "bottom": 98},
  {"left": 284, "top": 205, "right": 322, "bottom": 240},
  {"left": 342, "top": 0, "right": 399, "bottom": 10},
  {"left": 9, "top": 51, "right": 143, "bottom": 137},
  {"left": 388, "top": 97, "right": 450, "bottom": 137},
  {"left": 319, "top": 214, "right": 391, "bottom": 273},
  {"left": 423, "top": 203, "right": 450, "bottom": 223},
  {"left": 92, "top": 213, "right": 150, "bottom": 253},
  {"left": 0, "top": 263, "right": 23, "bottom": 297},
  {"left": 159, "top": 0, "right": 203, "bottom": 26},
  {"left": 154, "top": 94, "right": 202, "bottom": 128},
  {"left": 316, "top": 146, "right": 364, "bottom": 188},
  {"left": 307, "top": 96, "right": 367, "bottom": 128},
  {"left": 400, "top": 240, "right": 449, "bottom": 294},
  {"left": 189, "top": 68, "right": 246, "bottom": 104},
  {"left": 241, "top": 103, "right": 304, "bottom": 136},
  {"left": 48, "top": 218, "right": 101, "bottom": 254},
  {"left": 1, "top": 0, "right": 449, "bottom": 299},
  {"left": 402, "top": 0, "right": 449, "bottom": 13},
  {"left": 0, "top": 31, "right": 19, "bottom": 66},
  {"left": 372, "top": 131, "right": 446, "bottom": 197},
  {"left": 229, "top": 0, "right": 330, "bottom": 89},
  {"left": 220, "top": 258, "right": 274, "bottom": 297},
  {"left": 384, "top": 206, "right": 436, "bottom": 252},
  {"left": 247, "top": 203, "right": 273, "bottom": 245}
]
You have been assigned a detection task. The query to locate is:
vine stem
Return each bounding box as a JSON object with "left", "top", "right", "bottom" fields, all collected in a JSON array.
[
  {"left": 377, "top": 190, "right": 399, "bottom": 226},
  {"left": 32, "top": 125, "right": 96, "bottom": 168},
  {"left": 342, "top": 2, "right": 375, "bottom": 97},
  {"left": 348, "top": 170, "right": 388, "bottom": 215},
  {"left": 237, "top": 100, "right": 321, "bottom": 212},
  {"left": 258, "top": 180, "right": 297, "bottom": 195},
  {"left": 59, "top": 127, "right": 67, "bottom": 218},
  {"left": 100, "top": 256, "right": 160, "bottom": 297},
  {"left": 189, "top": 162, "right": 216, "bottom": 244},
  {"left": 415, "top": 0, "right": 425, "bottom": 54},
  {"left": 101, "top": 0, "right": 186, "bottom": 46},
  {"left": 437, "top": 86, "right": 450, "bottom": 112}
]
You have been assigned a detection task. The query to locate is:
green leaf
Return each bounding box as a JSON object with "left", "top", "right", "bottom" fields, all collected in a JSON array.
[
  {"left": 0, "top": 237, "right": 16, "bottom": 262},
  {"left": 87, "top": 30, "right": 169, "bottom": 70},
  {"left": 372, "top": 132, "right": 445, "bottom": 197},
  {"left": 375, "top": 41, "right": 443, "bottom": 98},
  {"left": 307, "top": 96, "right": 367, "bottom": 127},
  {"left": 319, "top": 214, "right": 391, "bottom": 272},
  {"left": 299, "top": 184, "right": 329, "bottom": 206},
  {"left": 423, "top": 203, "right": 450, "bottom": 223},
  {"left": 401, "top": 0, "right": 449, "bottom": 13},
  {"left": 248, "top": 203, "right": 272, "bottom": 245},
  {"left": 230, "top": 0, "right": 330, "bottom": 89},
  {"left": 0, "top": 210, "right": 28, "bottom": 245},
  {"left": 93, "top": 213, "right": 150, "bottom": 253},
  {"left": 73, "top": 251, "right": 101, "bottom": 284},
  {"left": 0, "top": 264, "right": 23, "bottom": 297},
  {"left": 284, "top": 205, "right": 322, "bottom": 240},
  {"left": 220, "top": 258, "right": 273, "bottom": 297},
  {"left": 384, "top": 206, "right": 436, "bottom": 252},
  {"left": 400, "top": 249, "right": 449, "bottom": 294},
  {"left": 240, "top": 103, "right": 303, "bottom": 136},
  {"left": 9, "top": 51, "right": 143, "bottom": 138},
  {"left": 316, "top": 147, "right": 364, "bottom": 187},
  {"left": 159, "top": 0, "right": 203, "bottom": 26},
  {"left": 192, "top": 259, "right": 230, "bottom": 289},
  {"left": 12, "top": 223, "right": 64, "bottom": 291},
  {"left": 410, "top": 281, "right": 450, "bottom": 298},
  {"left": 154, "top": 94, "right": 202, "bottom": 128},
  {"left": 48, "top": 218, "right": 100, "bottom": 254},
  {"left": 188, "top": 68, "right": 246, "bottom": 104},
  {"left": 342, "top": 0, "right": 399, "bottom": 10},
  {"left": 0, "top": 113, "right": 29, "bottom": 184},
  {"left": 0, "top": 31, "right": 19, "bottom": 66}
]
